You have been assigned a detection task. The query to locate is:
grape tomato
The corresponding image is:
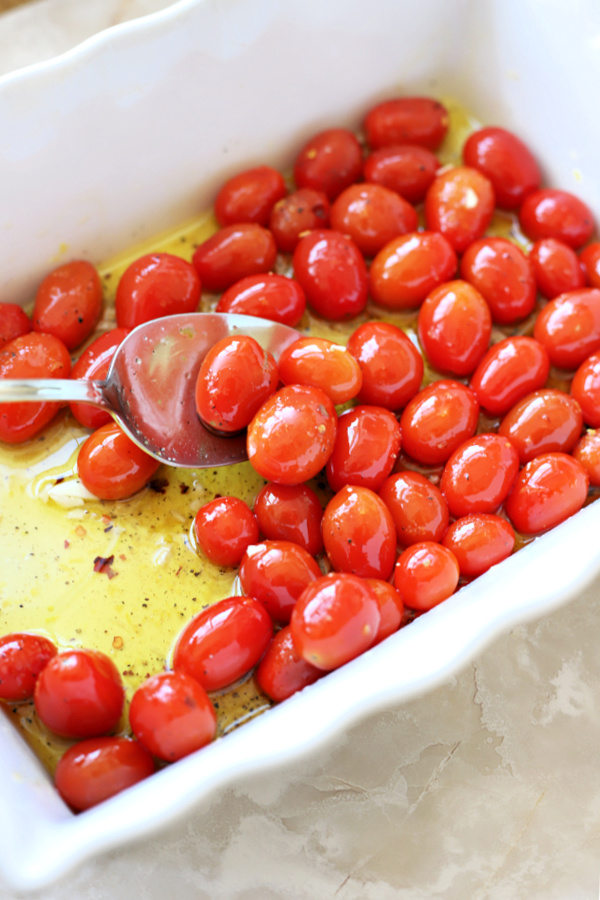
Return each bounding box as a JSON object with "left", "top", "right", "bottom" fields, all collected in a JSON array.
[
  {"left": 424, "top": 166, "right": 495, "bottom": 254},
  {"left": 33, "top": 260, "right": 103, "bottom": 351},
  {"left": 238, "top": 540, "right": 322, "bottom": 625},
  {"left": 462, "top": 126, "right": 541, "bottom": 209},
  {"left": 363, "top": 144, "right": 440, "bottom": 204},
  {"left": 460, "top": 237, "right": 536, "bottom": 325},
  {"left": 330, "top": 183, "right": 418, "bottom": 257},
  {"left": 369, "top": 231, "right": 457, "bottom": 310},
  {"left": 215, "top": 273, "right": 306, "bottom": 326},
  {"left": 417, "top": 279, "right": 492, "bottom": 376},
  {"left": 253, "top": 482, "right": 324, "bottom": 556},
  {"left": 364, "top": 97, "right": 449, "bottom": 150},
  {"left": 322, "top": 485, "right": 397, "bottom": 580},
  {"left": 277, "top": 336, "right": 363, "bottom": 405},
  {"left": 293, "top": 128, "right": 362, "bottom": 200},
  {"left": 326, "top": 405, "right": 401, "bottom": 494},
  {"left": 292, "top": 229, "right": 368, "bottom": 320},
  {"left": 214, "top": 165, "right": 287, "bottom": 227},
  {"left": 400, "top": 379, "right": 480, "bottom": 466},
  {"left": 346, "top": 321, "right": 423, "bottom": 410},
  {"left": 115, "top": 253, "right": 200, "bottom": 329}
]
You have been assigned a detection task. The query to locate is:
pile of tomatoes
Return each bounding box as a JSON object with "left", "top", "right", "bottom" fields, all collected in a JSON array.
[{"left": 2, "top": 95, "right": 600, "bottom": 812}]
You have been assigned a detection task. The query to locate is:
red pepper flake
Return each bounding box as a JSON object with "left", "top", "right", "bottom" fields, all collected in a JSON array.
[
  {"left": 75, "top": 525, "right": 87, "bottom": 538},
  {"left": 93, "top": 555, "right": 117, "bottom": 579},
  {"left": 64, "top": 540, "right": 70, "bottom": 549}
]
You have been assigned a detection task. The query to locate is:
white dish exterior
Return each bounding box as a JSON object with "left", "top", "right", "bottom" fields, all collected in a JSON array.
[{"left": 1, "top": 0, "right": 600, "bottom": 889}]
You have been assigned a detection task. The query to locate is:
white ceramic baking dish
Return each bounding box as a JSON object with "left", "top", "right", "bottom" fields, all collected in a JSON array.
[{"left": 2, "top": 0, "right": 600, "bottom": 890}]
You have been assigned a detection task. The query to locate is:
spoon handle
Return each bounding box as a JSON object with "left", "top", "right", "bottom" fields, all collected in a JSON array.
[{"left": 0, "top": 378, "right": 110, "bottom": 408}]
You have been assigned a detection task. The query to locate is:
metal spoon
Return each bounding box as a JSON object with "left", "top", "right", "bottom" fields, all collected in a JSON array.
[{"left": 0, "top": 313, "right": 301, "bottom": 468}]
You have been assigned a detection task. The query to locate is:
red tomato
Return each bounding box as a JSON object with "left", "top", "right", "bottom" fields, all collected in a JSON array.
[
  {"left": 346, "top": 321, "right": 423, "bottom": 410},
  {"left": 363, "top": 144, "right": 440, "bottom": 204},
  {"left": 366, "top": 579, "right": 404, "bottom": 644},
  {"left": 369, "top": 231, "right": 457, "bottom": 310},
  {"left": 364, "top": 97, "right": 449, "bottom": 151},
  {"left": 247, "top": 384, "right": 337, "bottom": 485},
  {"left": 424, "top": 166, "right": 495, "bottom": 254},
  {"left": 292, "top": 230, "right": 368, "bottom": 320},
  {"left": 129, "top": 671, "right": 217, "bottom": 762},
  {"left": 0, "top": 633, "right": 57, "bottom": 701},
  {"left": 255, "top": 626, "right": 322, "bottom": 702},
  {"left": 393, "top": 542, "right": 459, "bottom": 612},
  {"left": 417, "top": 279, "right": 492, "bottom": 376},
  {"left": 173, "top": 596, "right": 273, "bottom": 691},
  {"left": 277, "top": 336, "right": 363, "bottom": 404},
  {"left": 442, "top": 514, "right": 515, "bottom": 578},
  {"left": 239, "top": 540, "right": 322, "bottom": 624},
  {"left": 579, "top": 242, "right": 600, "bottom": 289},
  {"left": 440, "top": 433, "right": 519, "bottom": 518},
  {"left": 192, "top": 223, "right": 277, "bottom": 293},
  {"left": 54, "top": 737, "right": 154, "bottom": 812},
  {"left": 470, "top": 336, "right": 550, "bottom": 417},
  {"left": 268, "top": 188, "right": 331, "bottom": 253},
  {"left": 33, "top": 260, "right": 102, "bottom": 351},
  {"left": 253, "top": 482, "right": 324, "bottom": 556},
  {"left": 573, "top": 430, "right": 600, "bottom": 486},
  {"left": 115, "top": 253, "right": 200, "bottom": 329},
  {"left": 379, "top": 470, "right": 449, "bottom": 546},
  {"left": 529, "top": 238, "right": 586, "bottom": 300},
  {"left": 326, "top": 405, "right": 402, "bottom": 493},
  {"left": 330, "top": 183, "right": 418, "bottom": 257},
  {"left": 571, "top": 351, "right": 600, "bottom": 427},
  {"left": 214, "top": 165, "right": 287, "bottom": 227},
  {"left": 462, "top": 126, "right": 540, "bottom": 209},
  {"left": 460, "top": 237, "right": 536, "bottom": 325},
  {"left": 322, "top": 484, "right": 397, "bottom": 580},
  {"left": 290, "top": 573, "right": 380, "bottom": 670},
  {"left": 0, "top": 303, "right": 31, "bottom": 349},
  {"left": 193, "top": 495, "right": 259, "bottom": 567},
  {"left": 293, "top": 128, "right": 362, "bottom": 201},
  {"left": 0, "top": 332, "right": 71, "bottom": 444},
  {"left": 400, "top": 379, "right": 479, "bottom": 466},
  {"left": 519, "top": 189, "right": 595, "bottom": 249},
  {"left": 533, "top": 288, "right": 600, "bottom": 370},
  {"left": 77, "top": 422, "right": 161, "bottom": 500},
  {"left": 499, "top": 388, "right": 583, "bottom": 463},
  {"left": 215, "top": 273, "right": 306, "bottom": 327},
  {"left": 504, "top": 452, "right": 589, "bottom": 535},
  {"left": 69, "top": 327, "right": 129, "bottom": 430},
  {"left": 34, "top": 649, "right": 124, "bottom": 739}
]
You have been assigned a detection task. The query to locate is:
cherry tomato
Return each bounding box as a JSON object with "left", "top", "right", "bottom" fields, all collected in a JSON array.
[
  {"left": 0, "top": 303, "right": 31, "bottom": 350},
  {"left": 192, "top": 223, "right": 277, "bottom": 293},
  {"left": 571, "top": 351, "right": 600, "bottom": 427},
  {"left": 115, "top": 252, "right": 200, "bottom": 329},
  {"left": 34, "top": 648, "right": 124, "bottom": 739},
  {"left": 129, "top": 671, "right": 217, "bottom": 762},
  {"left": 363, "top": 144, "right": 440, "bottom": 204},
  {"left": 440, "top": 433, "right": 519, "bottom": 518},
  {"left": 393, "top": 542, "right": 459, "bottom": 612},
  {"left": 418, "top": 279, "right": 492, "bottom": 376},
  {"left": 278, "top": 336, "right": 362, "bottom": 404},
  {"left": 366, "top": 579, "right": 404, "bottom": 644},
  {"left": 322, "top": 484, "right": 397, "bottom": 580},
  {"left": 239, "top": 540, "right": 322, "bottom": 624},
  {"left": 255, "top": 626, "right": 322, "bottom": 702},
  {"left": 573, "top": 429, "right": 600, "bottom": 486},
  {"left": 69, "top": 327, "right": 129, "bottom": 430},
  {"left": 326, "top": 405, "right": 401, "bottom": 493},
  {"left": 268, "top": 188, "right": 331, "bottom": 253},
  {"left": 193, "top": 496, "right": 259, "bottom": 567},
  {"left": 214, "top": 165, "right": 287, "bottom": 227},
  {"left": 293, "top": 128, "right": 362, "bottom": 201},
  {"left": 519, "top": 189, "right": 595, "bottom": 249},
  {"left": 424, "top": 166, "right": 495, "bottom": 254},
  {"left": 364, "top": 97, "right": 449, "bottom": 151},
  {"left": 330, "top": 183, "right": 418, "bottom": 257},
  {"left": 504, "top": 452, "right": 589, "bottom": 535},
  {"left": 173, "top": 596, "right": 273, "bottom": 691},
  {"left": 77, "top": 422, "right": 161, "bottom": 500},
  {"left": 499, "top": 388, "right": 583, "bottom": 463},
  {"left": 379, "top": 470, "right": 449, "bottom": 546},
  {"left": 533, "top": 288, "right": 600, "bottom": 370},
  {"left": 346, "top": 321, "right": 423, "bottom": 410},
  {"left": 469, "top": 336, "right": 550, "bottom": 416},
  {"left": 215, "top": 273, "right": 306, "bottom": 327},
  {"left": 0, "top": 633, "right": 57, "bottom": 701},
  {"left": 400, "top": 379, "right": 479, "bottom": 466},
  {"left": 460, "top": 237, "right": 536, "bottom": 325},
  {"left": 529, "top": 238, "right": 586, "bottom": 299},
  {"left": 369, "top": 231, "right": 457, "bottom": 310},
  {"left": 0, "top": 332, "right": 71, "bottom": 444},
  {"left": 33, "top": 260, "right": 102, "bottom": 351},
  {"left": 462, "top": 126, "right": 541, "bottom": 209},
  {"left": 253, "top": 482, "right": 323, "bottom": 556},
  {"left": 290, "top": 573, "right": 380, "bottom": 670},
  {"left": 442, "top": 514, "right": 515, "bottom": 578},
  {"left": 54, "top": 737, "right": 154, "bottom": 812},
  {"left": 292, "top": 230, "right": 368, "bottom": 320},
  {"left": 247, "top": 384, "right": 337, "bottom": 485},
  {"left": 579, "top": 242, "right": 600, "bottom": 289}
]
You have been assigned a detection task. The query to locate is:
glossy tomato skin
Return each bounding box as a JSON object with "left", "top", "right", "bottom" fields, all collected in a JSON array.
[
  {"left": 363, "top": 144, "right": 440, "bottom": 204},
  {"left": 499, "top": 388, "right": 583, "bottom": 463},
  {"left": 292, "top": 230, "right": 368, "bottom": 320},
  {"left": 268, "top": 188, "right": 331, "bottom": 253},
  {"left": 0, "top": 303, "right": 31, "bottom": 349},
  {"left": 239, "top": 540, "right": 321, "bottom": 625},
  {"left": 519, "top": 189, "right": 595, "bottom": 249},
  {"left": 293, "top": 128, "right": 362, "bottom": 201},
  {"left": 277, "top": 336, "right": 362, "bottom": 404},
  {"left": 366, "top": 579, "right": 404, "bottom": 644},
  {"left": 247, "top": 384, "right": 337, "bottom": 485},
  {"left": 579, "top": 242, "right": 600, "bottom": 289},
  {"left": 34, "top": 649, "right": 124, "bottom": 739},
  {"left": 255, "top": 626, "right": 322, "bottom": 702},
  {"left": 400, "top": 379, "right": 479, "bottom": 466},
  {"left": 330, "top": 183, "right": 418, "bottom": 257},
  {"left": 364, "top": 97, "right": 449, "bottom": 151},
  {"left": 253, "top": 482, "right": 324, "bottom": 556},
  {"left": 193, "top": 496, "right": 259, "bottom": 567},
  {"left": 533, "top": 288, "right": 600, "bottom": 370},
  {"left": 573, "top": 430, "right": 600, "bottom": 486},
  {"left": 0, "top": 633, "right": 57, "bottom": 701},
  {"left": 173, "top": 596, "right": 273, "bottom": 691},
  {"left": 462, "top": 126, "right": 540, "bottom": 209},
  {"left": 418, "top": 279, "right": 492, "bottom": 376},
  {"left": 379, "top": 470, "right": 449, "bottom": 546},
  {"left": 290, "top": 573, "right": 380, "bottom": 670},
  {"left": 369, "top": 231, "right": 457, "bottom": 310},
  {"left": 192, "top": 224, "right": 277, "bottom": 293},
  {"left": 129, "top": 671, "right": 217, "bottom": 762},
  {"left": 460, "top": 237, "right": 536, "bottom": 325},
  {"left": 442, "top": 514, "right": 515, "bottom": 578},
  {"left": 529, "top": 238, "right": 586, "bottom": 299},
  {"left": 69, "top": 327, "right": 129, "bottom": 430},
  {"left": 0, "top": 332, "right": 71, "bottom": 444},
  {"left": 115, "top": 253, "right": 201, "bottom": 329},
  {"left": 322, "top": 485, "right": 397, "bottom": 580},
  {"left": 504, "top": 452, "right": 589, "bottom": 535},
  {"left": 571, "top": 351, "right": 600, "bottom": 427},
  {"left": 77, "top": 422, "right": 161, "bottom": 500},
  {"left": 440, "top": 432, "right": 519, "bottom": 518},
  {"left": 215, "top": 273, "right": 306, "bottom": 326},
  {"left": 470, "top": 336, "right": 550, "bottom": 417},
  {"left": 393, "top": 542, "right": 459, "bottom": 612},
  {"left": 214, "top": 165, "right": 287, "bottom": 227},
  {"left": 347, "top": 321, "right": 423, "bottom": 410},
  {"left": 326, "top": 405, "right": 402, "bottom": 493},
  {"left": 33, "top": 260, "right": 102, "bottom": 351},
  {"left": 424, "top": 166, "right": 495, "bottom": 254}
]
